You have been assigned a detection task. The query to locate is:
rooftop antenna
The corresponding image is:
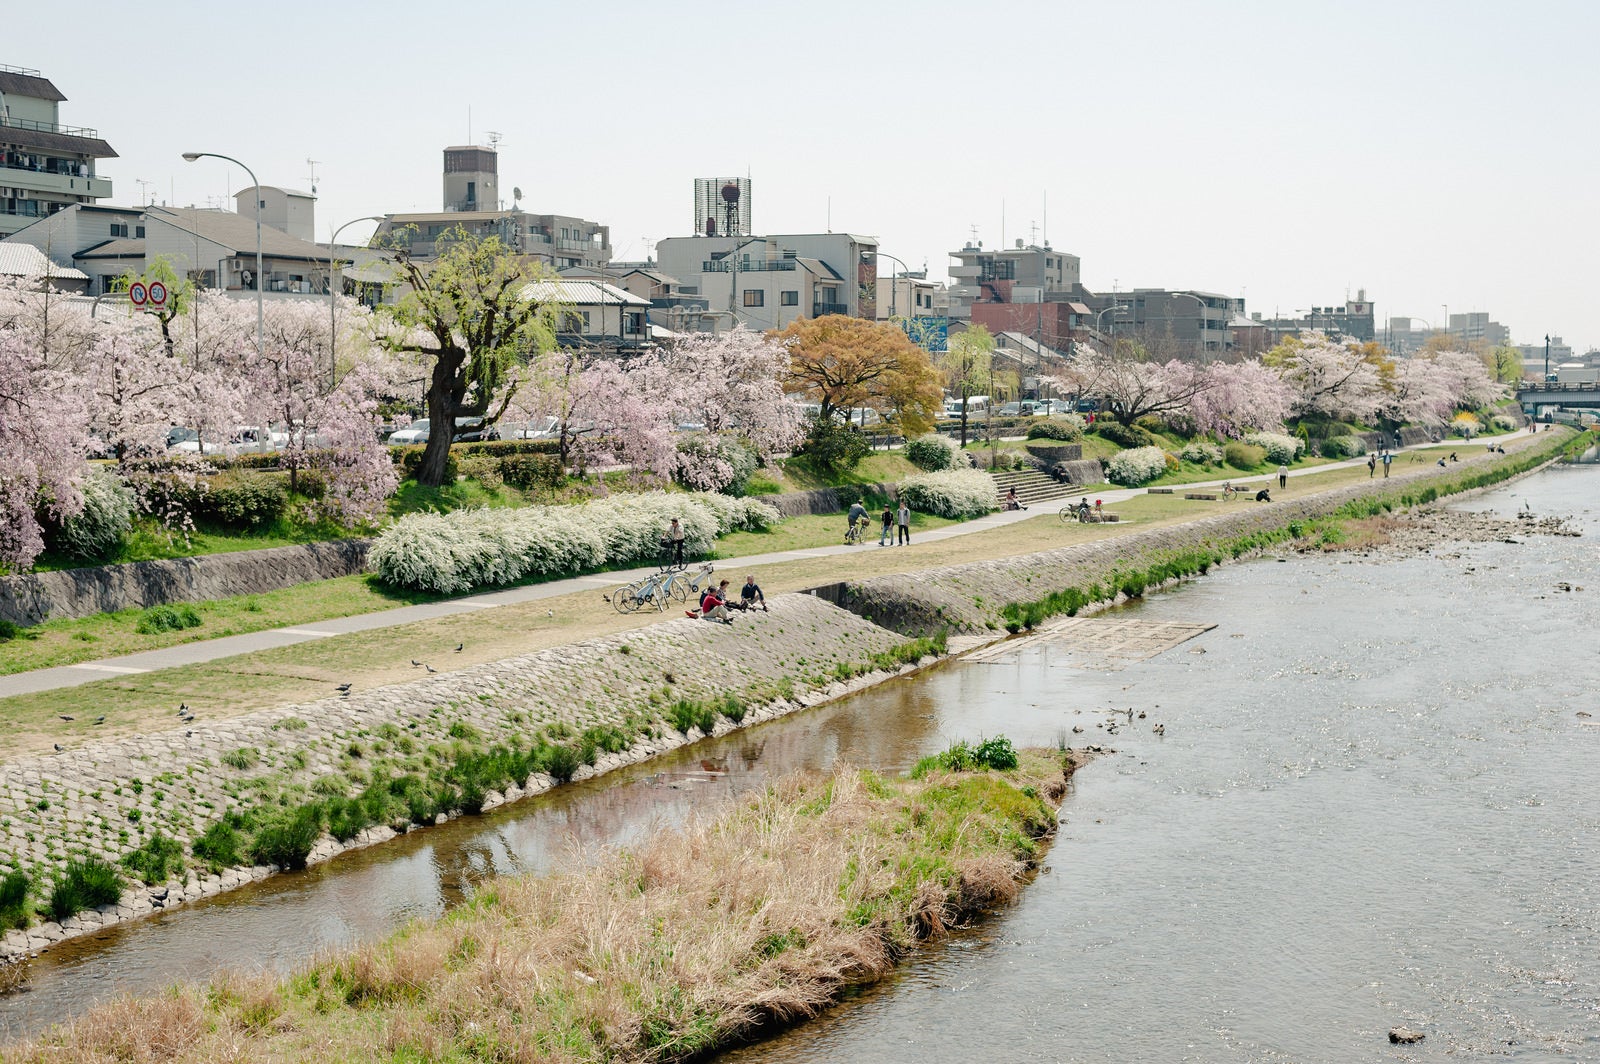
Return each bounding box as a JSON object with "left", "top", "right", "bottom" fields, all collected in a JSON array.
[
  {"left": 1043, "top": 190, "right": 1048, "bottom": 247},
  {"left": 486, "top": 131, "right": 502, "bottom": 150},
  {"left": 1028, "top": 219, "right": 1038, "bottom": 245},
  {"left": 826, "top": 195, "right": 831, "bottom": 233},
  {"left": 467, "top": 105, "right": 471, "bottom": 145},
  {"left": 135, "top": 178, "right": 153, "bottom": 206},
  {"left": 305, "top": 158, "right": 321, "bottom": 195}
]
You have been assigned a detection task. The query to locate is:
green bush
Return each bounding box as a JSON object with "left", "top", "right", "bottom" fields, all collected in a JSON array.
[
  {"left": 1094, "top": 421, "right": 1155, "bottom": 449},
  {"left": 47, "top": 857, "right": 123, "bottom": 921},
  {"left": 905, "top": 433, "right": 962, "bottom": 471},
  {"left": 121, "top": 831, "right": 185, "bottom": 885},
  {"left": 676, "top": 435, "right": 758, "bottom": 495},
  {"left": 0, "top": 620, "right": 19, "bottom": 642},
  {"left": 913, "top": 735, "right": 1020, "bottom": 777},
  {"left": 1321, "top": 435, "right": 1368, "bottom": 459},
  {"left": 498, "top": 453, "right": 565, "bottom": 492},
  {"left": 542, "top": 744, "right": 582, "bottom": 783},
  {"left": 0, "top": 869, "right": 30, "bottom": 930},
  {"left": 54, "top": 469, "right": 136, "bottom": 559},
  {"left": 668, "top": 698, "right": 718, "bottom": 735},
  {"left": 394, "top": 446, "right": 458, "bottom": 484},
  {"left": 798, "top": 416, "right": 869, "bottom": 473},
  {"left": 192, "top": 817, "right": 245, "bottom": 872},
  {"left": 248, "top": 804, "right": 323, "bottom": 870},
  {"left": 197, "top": 474, "right": 288, "bottom": 530},
  {"left": 1224, "top": 441, "right": 1267, "bottom": 470},
  {"left": 1026, "top": 419, "right": 1082, "bottom": 442},
  {"left": 135, "top": 603, "right": 203, "bottom": 634}
]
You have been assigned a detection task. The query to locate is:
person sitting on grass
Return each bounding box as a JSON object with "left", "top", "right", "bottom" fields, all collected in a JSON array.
[
  {"left": 697, "top": 581, "right": 733, "bottom": 625},
  {"left": 737, "top": 574, "right": 768, "bottom": 612},
  {"left": 1255, "top": 487, "right": 1272, "bottom": 502}
]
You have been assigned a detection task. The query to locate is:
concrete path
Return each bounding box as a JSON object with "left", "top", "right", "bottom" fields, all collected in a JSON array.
[{"left": 0, "top": 431, "right": 1523, "bottom": 699}]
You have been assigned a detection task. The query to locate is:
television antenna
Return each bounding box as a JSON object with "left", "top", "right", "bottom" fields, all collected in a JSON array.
[
  {"left": 306, "top": 158, "right": 321, "bottom": 195},
  {"left": 486, "top": 131, "right": 502, "bottom": 150},
  {"left": 135, "top": 178, "right": 154, "bottom": 206}
]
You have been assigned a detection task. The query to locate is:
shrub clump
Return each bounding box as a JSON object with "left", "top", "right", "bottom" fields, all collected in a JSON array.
[
  {"left": 1027, "top": 415, "right": 1084, "bottom": 441},
  {"left": 912, "top": 735, "right": 1021, "bottom": 777},
  {"left": 905, "top": 433, "right": 963, "bottom": 471},
  {"left": 54, "top": 469, "right": 136, "bottom": 559},
  {"left": 1105, "top": 446, "right": 1168, "bottom": 486},
  {"left": 0, "top": 869, "right": 31, "bottom": 930},
  {"left": 1244, "top": 432, "right": 1303, "bottom": 465},
  {"left": 896, "top": 468, "right": 997, "bottom": 519},
  {"left": 135, "top": 603, "right": 203, "bottom": 634},
  {"left": 249, "top": 805, "right": 323, "bottom": 870},
  {"left": 1320, "top": 434, "right": 1368, "bottom": 459},
  {"left": 369, "top": 490, "right": 780, "bottom": 594},
  {"left": 1179, "top": 440, "right": 1222, "bottom": 465},
  {"left": 1093, "top": 421, "right": 1155, "bottom": 449},
  {"left": 1491, "top": 414, "right": 1518, "bottom": 432},
  {"left": 47, "top": 857, "right": 123, "bottom": 921},
  {"left": 120, "top": 832, "right": 185, "bottom": 886},
  {"left": 1224, "top": 441, "right": 1267, "bottom": 470}
]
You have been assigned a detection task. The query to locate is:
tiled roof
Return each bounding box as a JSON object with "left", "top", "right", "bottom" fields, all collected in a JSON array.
[
  {"left": 144, "top": 206, "right": 329, "bottom": 261},
  {"left": 0, "top": 71, "right": 65, "bottom": 102},
  {"left": 74, "top": 237, "right": 145, "bottom": 259},
  {"left": 520, "top": 280, "right": 649, "bottom": 307},
  {"left": 0, "top": 242, "right": 87, "bottom": 280}
]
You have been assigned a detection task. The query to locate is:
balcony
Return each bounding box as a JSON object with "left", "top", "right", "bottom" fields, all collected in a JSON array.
[
  {"left": 0, "top": 116, "right": 102, "bottom": 139},
  {"left": 812, "top": 301, "right": 849, "bottom": 317},
  {"left": 702, "top": 258, "right": 796, "bottom": 273},
  {"left": 1, "top": 164, "right": 112, "bottom": 199}
]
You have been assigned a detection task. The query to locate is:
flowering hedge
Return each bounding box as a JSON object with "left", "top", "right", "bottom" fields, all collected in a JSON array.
[
  {"left": 1320, "top": 434, "right": 1368, "bottom": 459},
  {"left": 904, "top": 433, "right": 964, "bottom": 472},
  {"left": 1179, "top": 440, "right": 1222, "bottom": 465},
  {"left": 1105, "top": 446, "right": 1168, "bottom": 486},
  {"left": 369, "top": 491, "right": 780, "bottom": 594},
  {"left": 1244, "top": 432, "right": 1304, "bottom": 465},
  {"left": 896, "top": 468, "right": 996, "bottom": 519}
]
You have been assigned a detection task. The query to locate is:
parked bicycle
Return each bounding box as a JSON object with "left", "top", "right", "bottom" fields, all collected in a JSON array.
[{"left": 606, "top": 562, "right": 716, "bottom": 614}]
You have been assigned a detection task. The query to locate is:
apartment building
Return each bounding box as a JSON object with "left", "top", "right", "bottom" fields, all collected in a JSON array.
[{"left": 0, "top": 64, "right": 116, "bottom": 239}]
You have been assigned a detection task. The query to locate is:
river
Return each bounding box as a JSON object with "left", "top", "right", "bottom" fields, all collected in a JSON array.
[{"left": 3, "top": 460, "right": 1598, "bottom": 1061}]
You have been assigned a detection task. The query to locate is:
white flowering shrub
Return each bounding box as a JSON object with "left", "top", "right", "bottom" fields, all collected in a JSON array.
[
  {"left": 1105, "top": 446, "right": 1169, "bottom": 486},
  {"left": 895, "top": 468, "right": 996, "bottom": 519},
  {"left": 1179, "top": 440, "right": 1222, "bottom": 465},
  {"left": 904, "top": 433, "right": 964, "bottom": 471},
  {"left": 1321, "top": 434, "right": 1367, "bottom": 459},
  {"left": 1245, "top": 432, "right": 1304, "bottom": 465},
  {"left": 369, "top": 491, "right": 781, "bottom": 593},
  {"left": 1491, "top": 414, "right": 1517, "bottom": 432},
  {"left": 1450, "top": 412, "right": 1481, "bottom": 438}
]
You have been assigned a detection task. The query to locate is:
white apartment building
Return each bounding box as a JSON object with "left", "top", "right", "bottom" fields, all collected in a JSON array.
[{"left": 0, "top": 64, "right": 116, "bottom": 239}]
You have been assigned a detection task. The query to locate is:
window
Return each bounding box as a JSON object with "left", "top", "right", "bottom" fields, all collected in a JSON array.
[
  {"left": 135, "top": 225, "right": 144, "bottom": 238},
  {"left": 743, "top": 290, "right": 764, "bottom": 307},
  {"left": 110, "top": 223, "right": 128, "bottom": 237},
  {"left": 780, "top": 290, "right": 799, "bottom": 306}
]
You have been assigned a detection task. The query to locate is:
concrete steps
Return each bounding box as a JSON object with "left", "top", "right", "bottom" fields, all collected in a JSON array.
[{"left": 989, "top": 469, "right": 1082, "bottom": 508}]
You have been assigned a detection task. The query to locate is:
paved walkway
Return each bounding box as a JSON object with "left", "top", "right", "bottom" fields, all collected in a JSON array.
[{"left": 1, "top": 432, "right": 1522, "bottom": 699}]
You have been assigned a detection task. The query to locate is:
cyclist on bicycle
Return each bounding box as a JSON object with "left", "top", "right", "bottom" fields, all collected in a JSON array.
[{"left": 846, "top": 500, "right": 868, "bottom": 543}]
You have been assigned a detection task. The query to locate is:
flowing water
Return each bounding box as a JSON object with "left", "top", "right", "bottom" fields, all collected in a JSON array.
[{"left": 3, "top": 460, "right": 1598, "bottom": 1061}]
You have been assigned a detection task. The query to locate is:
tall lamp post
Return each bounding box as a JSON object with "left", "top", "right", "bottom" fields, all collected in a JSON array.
[
  {"left": 1170, "top": 291, "right": 1207, "bottom": 356},
  {"left": 182, "top": 150, "right": 263, "bottom": 357},
  {"left": 865, "top": 250, "right": 913, "bottom": 319},
  {"left": 327, "top": 215, "right": 383, "bottom": 383}
]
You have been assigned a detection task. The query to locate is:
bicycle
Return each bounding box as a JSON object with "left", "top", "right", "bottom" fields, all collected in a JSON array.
[
  {"left": 665, "top": 562, "right": 716, "bottom": 604},
  {"left": 1058, "top": 501, "right": 1093, "bottom": 524},
  {"left": 1220, "top": 482, "right": 1240, "bottom": 501},
  {"left": 844, "top": 516, "right": 870, "bottom": 544},
  {"left": 607, "top": 569, "right": 673, "bottom": 613}
]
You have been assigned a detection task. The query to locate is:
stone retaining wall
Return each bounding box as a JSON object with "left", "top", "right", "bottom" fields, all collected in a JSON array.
[
  {"left": 0, "top": 539, "right": 372, "bottom": 627},
  {"left": 0, "top": 593, "right": 925, "bottom": 963},
  {"left": 761, "top": 481, "right": 899, "bottom": 518}
]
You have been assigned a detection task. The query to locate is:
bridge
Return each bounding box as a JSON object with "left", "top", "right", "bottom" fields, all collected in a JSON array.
[{"left": 1515, "top": 381, "right": 1600, "bottom": 408}]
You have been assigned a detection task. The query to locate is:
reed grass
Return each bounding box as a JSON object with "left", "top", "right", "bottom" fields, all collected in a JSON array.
[{"left": 4, "top": 749, "right": 1079, "bottom": 1063}]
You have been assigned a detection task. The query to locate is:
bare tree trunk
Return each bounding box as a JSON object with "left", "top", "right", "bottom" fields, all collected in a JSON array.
[{"left": 416, "top": 354, "right": 461, "bottom": 487}]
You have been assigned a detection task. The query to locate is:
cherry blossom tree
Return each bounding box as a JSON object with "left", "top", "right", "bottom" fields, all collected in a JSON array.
[
  {"left": 1050, "top": 343, "right": 1217, "bottom": 427},
  {"left": 0, "top": 322, "right": 88, "bottom": 569},
  {"left": 1181, "top": 359, "right": 1296, "bottom": 437},
  {"left": 653, "top": 327, "right": 804, "bottom": 459},
  {"left": 1265, "top": 333, "right": 1390, "bottom": 423}
]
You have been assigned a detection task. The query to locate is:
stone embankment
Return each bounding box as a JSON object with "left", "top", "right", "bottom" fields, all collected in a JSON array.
[
  {"left": 0, "top": 594, "right": 931, "bottom": 964},
  {"left": 0, "top": 539, "right": 371, "bottom": 626}
]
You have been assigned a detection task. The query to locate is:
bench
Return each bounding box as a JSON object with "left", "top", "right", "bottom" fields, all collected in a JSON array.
[
  {"left": 1146, "top": 487, "right": 1173, "bottom": 494},
  {"left": 1184, "top": 493, "right": 1218, "bottom": 501}
]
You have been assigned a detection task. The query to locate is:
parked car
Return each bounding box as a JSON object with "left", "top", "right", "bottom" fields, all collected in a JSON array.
[{"left": 387, "top": 419, "right": 431, "bottom": 445}]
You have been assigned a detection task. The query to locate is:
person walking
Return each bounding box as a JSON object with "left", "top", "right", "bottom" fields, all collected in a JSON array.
[
  {"left": 1367, "top": 454, "right": 1376, "bottom": 478},
  {"left": 897, "top": 500, "right": 911, "bottom": 545},
  {"left": 878, "top": 502, "right": 894, "bottom": 546},
  {"left": 1381, "top": 452, "right": 1392, "bottom": 478},
  {"left": 1277, "top": 464, "right": 1288, "bottom": 490}
]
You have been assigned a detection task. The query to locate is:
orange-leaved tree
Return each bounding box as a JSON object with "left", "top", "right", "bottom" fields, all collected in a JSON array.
[{"left": 772, "top": 314, "right": 941, "bottom": 434}]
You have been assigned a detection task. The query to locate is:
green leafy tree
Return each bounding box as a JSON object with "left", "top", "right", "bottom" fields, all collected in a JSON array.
[
  {"left": 939, "top": 324, "right": 994, "bottom": 446},
  {"left": 114, "top": 257, "right": 194, "bottom": 356},
  {"left": 382, "top": 228, "right": 561, "bottom": 486},
  {"left": 1486, "top": 345, "right": 1524, "bottom": 384}
]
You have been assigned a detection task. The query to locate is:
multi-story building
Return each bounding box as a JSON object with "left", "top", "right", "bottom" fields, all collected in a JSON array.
[
  {"left": 874, "top": 269, "right": 945, "bottom": 321},
  {"left": 946, "top": 240, "right": 1082, "bottom": 322},
  {"left": 522, "top": 279, "right": 650, "bottom": 352},
  {"left": 1252, "top": 292, "right": 1376, "bottom": 345},
  {"left": 1084, "top": 289, "right": 1241, "bottom": 355},
  {"left": 1447, "top": 311, "right": 1510, "bottom": 348},
  {"left": 654, "top": 232, "right": 878, "bottom": 330},
  {"left": 0, "top": 64, "right": 117, "bottom": 239},
  {"left": 234, "top": 186, "right": 317, "bottom": 242},
  {"left": 370, "top": 145, "right": 611, "bottom": 271}
]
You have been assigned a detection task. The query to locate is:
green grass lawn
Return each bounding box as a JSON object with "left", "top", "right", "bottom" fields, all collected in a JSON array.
[{"left": 714, "top": 510, "right": 960, "bottom": 557}]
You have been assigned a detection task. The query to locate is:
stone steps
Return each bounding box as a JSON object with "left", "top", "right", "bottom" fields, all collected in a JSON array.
[{"left": 989, "top": 469, "right": 1082, "bottom": 507}]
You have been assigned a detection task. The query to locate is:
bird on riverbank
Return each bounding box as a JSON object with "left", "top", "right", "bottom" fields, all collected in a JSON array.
[
  {"left": 424, "top": 664, "right": 437, "bottom": 673},
  {"left": 58, "top": 715, "right": 73, "bottom": 721},
  {"left": 546, "top": 609, "right": 554, "bottom": 617},
  {"left": 455, "top": 643, "right": 464, "bottom": 653},
  {"left": 53, "top": 744, "right": 63, "bottom": 752},
  {"left": 1153, "top": 724, "right": 1166, "bottom": 735},
  {"left": 335, "top": 682, "right": 353, "bottom": 694},
  {"left": 93, "top": 716, "right": 105, "bottom": 725},
  {"left": 177, "top": 703, "right": 189, "bottom": 715},
  {"left": 411, "top": 659, "right": 422, "bottom": 667}
]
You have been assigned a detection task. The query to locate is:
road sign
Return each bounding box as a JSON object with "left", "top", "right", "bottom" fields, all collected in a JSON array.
[
  {"left": 128, "top": 281, "right": 148, "bottom": 306},
  {"left": 148, "top": 281, "right": 168, "bottom": 309}
]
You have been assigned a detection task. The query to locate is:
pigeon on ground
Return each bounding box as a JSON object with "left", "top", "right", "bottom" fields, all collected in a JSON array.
[
  {"left": 455, "top": 643, "right": 464, "bottom": 653},
  {"left": 58, "top": 715, "right": 73, "bottom": 721},
  {"left": 425, "top": 664, "right": 437, "bottom": 673},
  {"left": 546, "top": 609, "right": 554, "bottom": 617},
  {"left": 53, "top": 744, "right": 63, "bottom": 752},
  {"left": 94, "top": 716, "right": 105, "bottom": 725},
  {"left": 177, "top": 704, "right": 189, "bottom": 715},
  {"left": 335, "top": 682, "right": 353, "bottom": 694},
  {"left": 411, "top": 659, "right": 422, "bottom": 667}
]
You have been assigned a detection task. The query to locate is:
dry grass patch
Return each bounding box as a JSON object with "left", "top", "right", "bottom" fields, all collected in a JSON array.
[{"left": 5, "top": 750, "right": 1082, "bottom": 1063}]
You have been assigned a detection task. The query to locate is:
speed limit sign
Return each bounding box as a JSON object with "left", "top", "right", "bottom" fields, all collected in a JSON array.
[
  {"left": 128, "top": 281, "right": 148, "bottom": 306},
  {"left": 148, "top": 281, "right": 168, "bottom": 308}
]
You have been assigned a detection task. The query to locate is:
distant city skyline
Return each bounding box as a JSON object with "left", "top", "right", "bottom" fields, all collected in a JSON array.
[{"left": 7, "top": 0, "right": 1595, "bottom": 351}]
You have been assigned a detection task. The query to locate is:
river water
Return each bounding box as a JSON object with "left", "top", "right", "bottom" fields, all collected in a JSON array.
[{"left": 3, "top": 461, "right": 1598, "bottom": 1061}]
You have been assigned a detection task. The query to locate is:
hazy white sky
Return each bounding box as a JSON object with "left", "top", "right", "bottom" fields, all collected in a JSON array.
[{"left": 12, "top": 0, "right": 1597, "bottom": 350}]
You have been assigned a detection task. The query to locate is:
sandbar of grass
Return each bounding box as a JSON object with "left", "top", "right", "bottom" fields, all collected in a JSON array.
[{"left": 1, "top": 750, "right": 1079, "bottom": 1063}]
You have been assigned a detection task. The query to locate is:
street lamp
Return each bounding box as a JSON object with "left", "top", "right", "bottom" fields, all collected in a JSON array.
[
  {"left": 864, "top": 250, "right": 912, "bottom": 319},
  {"left": 328, "top": 215, "right": 383, "bottom": 383},
  {"left": 1170, "top": 291, "right": 1207, "bottom": 356},
  {"left": 1094, "top": 303, "right": 1129, "bottom": 333},
  {"left": 183, "top": 150, "right": 262, "bottom": 357}
]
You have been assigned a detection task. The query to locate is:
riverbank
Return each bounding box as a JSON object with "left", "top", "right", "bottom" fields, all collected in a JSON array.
[
  {"left": 0, "top": 429, "right": 1581, "bottom": 971},
  {"left": 3, "top": 748, "right": 1084, "bottom": 1062}
]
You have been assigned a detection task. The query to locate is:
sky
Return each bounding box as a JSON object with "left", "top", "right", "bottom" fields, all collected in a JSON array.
[{"left": 11, "top": 0, "right": 1598, "bottom": 351}]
